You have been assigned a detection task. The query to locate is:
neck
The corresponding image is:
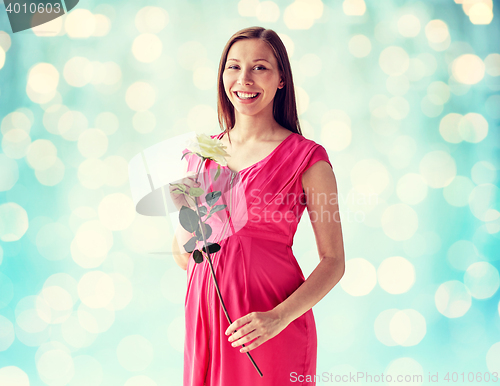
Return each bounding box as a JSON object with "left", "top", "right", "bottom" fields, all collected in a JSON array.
[{"left": 230, "top": 112, "right": 281, "bottom": 143}]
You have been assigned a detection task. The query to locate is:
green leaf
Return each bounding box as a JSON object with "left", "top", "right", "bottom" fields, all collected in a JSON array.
[
  {"left": 193, "top": 249, "right": 203, "bottom": 264},
  {"left": 197, "top": 206, "right": 207, "bottom": 217},
  {"left": 214, "top": 164, "right": 221, "bottom": 182},
  {"left": 189, "top": 187, "right": 205, "bottom": 197},
  {"left": 206, "top": 191, "right": 222, "bottom": 206},
  {"left": 201, "top": 242, "right": 221, "bottom": 255},
  {"left": 195, "top": 222, "right": 212, "bottom": 240},
  {"left": 170, "top": 183, "right": 187, "bottom": 192},
  {"left": 205, "top": 204, "right": 226, "bottom": 220},
  {"left": 209, "top": 204, "right": 226, "bottom": 215},
  {"left": 183, "top": 236, "right": 198, "bottom": 253},
  {"left": 179, "top": 206, "right": 200, "bottom": 233}
]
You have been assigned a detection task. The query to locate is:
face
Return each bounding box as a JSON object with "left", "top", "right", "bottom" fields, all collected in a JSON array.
[{"left": 222, "top": 38, "right": 284, "bottom": 118}]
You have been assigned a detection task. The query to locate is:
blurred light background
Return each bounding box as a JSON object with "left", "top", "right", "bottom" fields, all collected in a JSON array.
[{"left": 0, "top": 0, "right": 499, "bottom": 385}]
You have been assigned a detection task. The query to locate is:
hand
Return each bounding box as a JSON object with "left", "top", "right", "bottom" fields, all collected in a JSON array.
[
  {"left": 224, "top": 309, "right": 289, "bottom": 353},
  {"left": 169, "top": 172, "right": 201, "bottom": 211}
]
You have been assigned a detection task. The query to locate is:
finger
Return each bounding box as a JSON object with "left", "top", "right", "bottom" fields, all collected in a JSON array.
[
  {"left": 226, "top": 318, "right": 244, "bottom": 336},
  {"left": 231, "top": 330, "right": 258, "bottom": 347},
  {"left": 230, "top": 324, "right": 257, "bottom": 344},
  {"left": 226, "top": 323, "right": 238, "bottom": 336},
  {"left": 227, "top": 327, "right": 246, "bottom": 342},
  {"left": 240, "top": 337, "right": 263, "bottom": 353},
  {"left": 226, "top": 313, "right": 253, "bottom": 336},
  {"left": 229, "top": 322, "right": 249, "bottom": 337}
]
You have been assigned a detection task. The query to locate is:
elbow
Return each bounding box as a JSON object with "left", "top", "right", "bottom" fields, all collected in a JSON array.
[
  {"left": 338, "top": 255, "right": 346, "bottom": 278},
  {"left": 172, "top": 241, "right": 189, "bottom": 271},
  {"left": 323, "top": 254, "right": 345, "bottom": 279}
]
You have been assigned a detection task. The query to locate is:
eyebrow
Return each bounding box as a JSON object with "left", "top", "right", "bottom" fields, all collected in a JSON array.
[{"left": 227, "top": 58, "right": 271, "bottom": 64}]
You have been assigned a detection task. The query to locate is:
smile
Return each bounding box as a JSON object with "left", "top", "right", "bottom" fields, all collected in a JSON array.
[{"left": 234, "top": 91, "right": 261, "bottom": 103}]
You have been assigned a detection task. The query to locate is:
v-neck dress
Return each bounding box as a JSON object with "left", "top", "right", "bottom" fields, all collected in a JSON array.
[{"left": 181, "top": 131, "right": 332, "bottom": 386}]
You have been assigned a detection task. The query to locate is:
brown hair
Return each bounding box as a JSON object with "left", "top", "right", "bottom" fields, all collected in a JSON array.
[{"left": 216, "top": 26, "right": 302, "bottom": 144}]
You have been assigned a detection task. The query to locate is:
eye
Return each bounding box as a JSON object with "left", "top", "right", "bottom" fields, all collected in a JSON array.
[{"left": 226, "top": 65, "right": 267, "bottom": 70}]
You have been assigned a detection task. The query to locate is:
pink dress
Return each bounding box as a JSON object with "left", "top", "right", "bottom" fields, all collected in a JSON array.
[{"left": 181, "top": 131, "right": 332, "bottom": 386}]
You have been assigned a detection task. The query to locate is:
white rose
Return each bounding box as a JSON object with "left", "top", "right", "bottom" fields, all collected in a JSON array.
[{"left": 186, "top": 133, "right": 230, "bottom": 166}]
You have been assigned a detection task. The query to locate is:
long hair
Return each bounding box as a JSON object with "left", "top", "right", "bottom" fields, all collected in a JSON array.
[{"left": 216, "top": 26, "right": 302, "bottom": 144}]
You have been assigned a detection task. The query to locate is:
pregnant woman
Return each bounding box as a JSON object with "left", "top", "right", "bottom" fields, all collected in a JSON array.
[{"left": 172, "top": 26, "right": 346, "bottom": 386}]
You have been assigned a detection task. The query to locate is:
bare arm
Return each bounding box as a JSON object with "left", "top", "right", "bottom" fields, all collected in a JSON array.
[{"left": 273, "top": 160, "right": 345, "bottom": 325}]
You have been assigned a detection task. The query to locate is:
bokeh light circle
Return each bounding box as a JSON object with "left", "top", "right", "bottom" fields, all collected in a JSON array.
[
  {"left": 0, "top": 367, "right": 30, "bottom": 386},
  {"left": 435, "top": 280, "right": 471, "bottom": 318},
  {"left": 28, "top": 63, "right": 59, "bottom": 94},
  {"left": 117, "top": 335, "right": 154, "bottom": 372},
  {"left": 464, "top": 262, "right": 500, "bottom": 299},
  {"left": 26, "top": 139, "right": 58, "bottom": 171},
  {"left": 378, "top": 256, "right": 416, "bottom": 294},
  {"left": 125, "top": 82, "right": 156, "bottom": 112},
  {"left": 0, "top": 154, "right": 18, "bottom": 191},
  {"left": 419, "top": 150, "right": 456, "bottom": 188},
  {"left": 381, "top": 204, "right": 418, "bottom": 241},
  {"left": 452, "top": 54, "right": 485, "bottom": 85},
  {"left": 97, "top": 193, "right": 136, "bottom": 231},
  {"left": 443, "top": 176, "right": 475, "bottom": 207},
  {"left": 348, "top": 34, "right": 371, "bottom": 58},
  {"left": 0, "top": 315, "right": 15, "bottom": 351},
  {"left": 379, "top": 46, "right": 410, "bottom": 76},
  {"left": 78, "top": 271, "right": 115, "bottom": 308},
  {"left": 340, "top": 258, "right": 376, "bottom": 296},
  {"left": 78, "top": 129, "right": 108, "bottom": 158},
  {"left": 135, "top": 6, "right": 169, "bottom": 34},
  {"left": 396, "top": 173, "right": 428, "bottom": 205},
  {"left": 132, "top": 34, "right": 162, "bottom": 63},
  {"left": 0, "top": 202, "right": 29, "bottom": 242}
]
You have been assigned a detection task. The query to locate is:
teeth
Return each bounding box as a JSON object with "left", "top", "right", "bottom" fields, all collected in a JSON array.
[{"left": 236, "top": 92, "right": 258, "bottom": 99}]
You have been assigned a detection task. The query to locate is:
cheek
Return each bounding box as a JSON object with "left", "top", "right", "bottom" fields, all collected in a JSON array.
[{"left": 222, "top": 74, "right": 232, "bottom": 92}]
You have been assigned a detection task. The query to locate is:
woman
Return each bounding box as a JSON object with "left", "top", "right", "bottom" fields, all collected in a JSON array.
[{"left": 172, "top": 26, "right": 345, "bottom": 386}]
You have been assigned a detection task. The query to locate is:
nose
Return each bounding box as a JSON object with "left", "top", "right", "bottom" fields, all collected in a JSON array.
[{"left": 237, "top": 69, "right": 253, "bottom": 86}]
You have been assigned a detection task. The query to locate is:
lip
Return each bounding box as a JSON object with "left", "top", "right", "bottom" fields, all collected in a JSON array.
[{"left": 234, "top": 91, "right": 261, "bottom": 104}]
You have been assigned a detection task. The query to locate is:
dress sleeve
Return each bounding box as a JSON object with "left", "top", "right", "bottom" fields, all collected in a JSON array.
[
  {"left": 297, "top": 143, "right": 333, "bottom": 204},
  {"left": 303, "top": 144, "right": 333, "bottom": 173}
]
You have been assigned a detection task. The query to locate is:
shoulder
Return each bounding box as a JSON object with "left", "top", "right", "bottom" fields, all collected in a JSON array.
[
  {"left": 293, "top": 132, "right": 323, "bottom": 146},
  {"left": 291, "top": 134, "right": 333, "bottom": 174},
  {"left": 288, "top": 133, "right": 328, "bottom": 156}
]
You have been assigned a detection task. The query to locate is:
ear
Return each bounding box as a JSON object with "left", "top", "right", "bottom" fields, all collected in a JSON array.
[{"left": 278, "top": 78, "right": 285, "bottom": 89}]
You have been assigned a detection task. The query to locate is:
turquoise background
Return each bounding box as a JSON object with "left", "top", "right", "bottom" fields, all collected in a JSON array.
[{"left": 0, "top": 0, "right": 499, "bottom": 384}]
